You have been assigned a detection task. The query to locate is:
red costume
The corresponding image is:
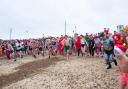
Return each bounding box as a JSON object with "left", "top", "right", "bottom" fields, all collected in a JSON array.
[
  {"left": 75, "top": 36, "right": 81, "bottom": 49},
  {"left": 112, "top": 33, "right": 123, "bottom": 45},
  {"left": 5, "top": 45, "right": 10, "bottom": 59},
  {"left": 58, "top": 37, "right": 64, "bottom": 54}
]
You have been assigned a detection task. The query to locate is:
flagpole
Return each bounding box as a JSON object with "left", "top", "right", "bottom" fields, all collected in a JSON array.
[
  {"left": 75, "top": 25, "right": 77, "bottom": 33},
  {"left": 25, "top": 30, "right": 28, "bottom": 39},
  {"left": 65, "top": 20, "right": 66, "bottom": 36},
  {"left": 10, "top": 28, "right": 12, "bottom": 40}
]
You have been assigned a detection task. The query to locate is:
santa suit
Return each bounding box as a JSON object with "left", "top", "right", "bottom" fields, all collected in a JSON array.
[
  {"left": 58, "top": 37, "right": 64, "bottom": 54},
  {"left": 75, "top": 36, "right": 81, "bottom": 49},
  {"left": 75, "top": 36, "right": 83, "bottom": 56},
  {"left": 112, "top": 33, "right": 123, "bottom": 45}
]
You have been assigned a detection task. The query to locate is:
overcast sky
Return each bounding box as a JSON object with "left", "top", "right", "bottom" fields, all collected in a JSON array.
[{"left": 0, "top": 0, "right": 128, "bottom": 39}]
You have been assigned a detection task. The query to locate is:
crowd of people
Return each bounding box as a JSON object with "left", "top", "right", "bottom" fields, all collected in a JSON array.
[
  {"left": 0, "top": 28, "right": 128, "bottom": 89},
  {"left": 0, "top": 32, "right": 107, "bottom": 60},
  {"left": 0, "top": 30, "right": 126, "bottom": 64},
  {"left": 0, "top": 29, "right": 124, "bottom": 68}
]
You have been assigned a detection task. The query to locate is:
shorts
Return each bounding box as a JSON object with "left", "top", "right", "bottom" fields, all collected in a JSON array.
[
  {"left": 64, "top": 46, "right": 70, "bottom": 52},
  {"left": 120, "top": 72, "right": 128, "bottom": 87}
]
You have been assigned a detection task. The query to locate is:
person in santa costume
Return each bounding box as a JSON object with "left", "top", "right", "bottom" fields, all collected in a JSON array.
[
  {"left": 75, "top": 35, "right": 83, "bottom": 56},
  {"left": 112, "top": 33, "right": 123, "bottom": 45},
  {"left": 57, "top": 37, "right": 64, "bottom": 55},
  {"left": 114, "top": 44, "right": 128, "bottom": 89},
  {"left": 5, "top": 44, "right": 10, "bottom": 59}
]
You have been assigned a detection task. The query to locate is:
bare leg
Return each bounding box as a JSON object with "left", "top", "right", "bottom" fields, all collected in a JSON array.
[
  {"left": 32, "top": 49, "right": 37, "bottom": 58},
  {"left": 67, "top": 50, "right": 70, "bottom": 60},
  {"left": 10, "top": 51, "right": 16, "bottom": 60},
  {"left": 67, "top": 54, "right": 69, "bottom": 60}
]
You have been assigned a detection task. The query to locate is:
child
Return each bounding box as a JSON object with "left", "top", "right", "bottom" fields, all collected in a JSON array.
[{"left": 114, "top": 44, "right": 128, "bottom": 89}]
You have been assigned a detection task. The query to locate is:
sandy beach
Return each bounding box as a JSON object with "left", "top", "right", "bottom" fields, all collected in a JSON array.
[{"left": 0, "top": 56, "right": 119, "bottom": 89}]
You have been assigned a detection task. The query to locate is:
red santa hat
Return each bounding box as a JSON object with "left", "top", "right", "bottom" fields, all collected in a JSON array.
[{"left": 114, "top": 44, "right": 127, "bottom": 56}]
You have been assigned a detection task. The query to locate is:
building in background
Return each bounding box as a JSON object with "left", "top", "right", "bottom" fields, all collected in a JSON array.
[{"left": 117, "top": 25, "right": 124, "bottom": 33}]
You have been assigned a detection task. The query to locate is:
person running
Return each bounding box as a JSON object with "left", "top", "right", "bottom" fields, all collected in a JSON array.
[
  {"left": 30, "top": 39, "right": 37, "bottom": 58},
  {"left": 99, "top": 36, "right": 104, "bottom": 57},
  {"left": 75, "top": 35, "right": 83, "bottom": 57},
  {"left": 27, "top": 40, "right": 33, "bottom": 55},
  {"left": 84, "top": 33, "right": 90, "bottom": 56},
  {"left": 37, "top": 40, "right": 44, "bottom": 56},
  {"left": 63, "top": 35, "right": 72, "bottom": 60},
  {"left": 5, "top": 44, "right": 10, "bottom": 59},
  {"left": 49, "top": 42, "right": 55, "bottom": 58},
  {"left": 24, "top": 40, "right": 28, "bottom": 55},
  {"left": 1, "top": 43, "right": 5, "bottom": 57},
  {"left": 88, "top": 36, "right": 95, "bottom": 57},
  {"left": 51, "top": 37, "right": 58, "bottom": 55},
  {"left": 94, "top": 36, "right": 101, "bottom": 57},
  {"left": 8, "top": 41, "right": 16, "bottom": 61},
  {"left": 81, "top": 35, "right": 86, "bottom": 56},
  {"left": 102, "top": 35, "right": 117, "bottom": 69},
  {"left": 16, "top": 40, "right": 23, "bottom": 58},
  {"left": 41, "top": 38, "right": 45, "bottom": 56},
  {"left": 58, "top": 37, "right": 64, "bottom": 55}
]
